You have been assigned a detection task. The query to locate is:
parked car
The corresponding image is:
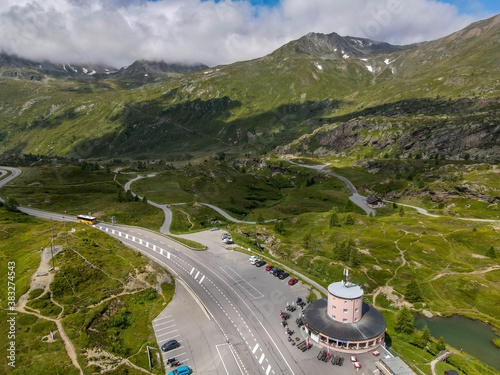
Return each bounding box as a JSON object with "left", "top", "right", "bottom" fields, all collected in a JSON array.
[
  {"left": 222, "top": 233, "right": 231, "bottom": 239},
  {"left": 168, "top": 366, "right": 192, "bottom": 375},
  {"left": 161, "top": 339, "right": 180, "bottom": 352},
  {"left": 265, "top": 264, "right": 274, "bottom": 271},
  {"left": 288, "top": 278, "right": 298, "bottom": 286},
  {"left": 250, "top": 257, "right": 260, "bottom": 265},
  {"left": 255, "top": 260, "right": 266, "bottom": 267},
  {"left": 278, "top": 272, "right": 289, "bottom": 280},
  {"left": 222, "top": 237, "right": 233, "bottom": 244},
  {"left": 272, "top": 268, "right": 282, "bottom": 276},
  {"left": 210, "top": 227, "right": 219, "bottom": 231}
]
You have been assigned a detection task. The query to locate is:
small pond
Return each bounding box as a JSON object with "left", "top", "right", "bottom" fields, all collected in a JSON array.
[{"left": 414, "top": 314, "right": 500, "bottom": 371}]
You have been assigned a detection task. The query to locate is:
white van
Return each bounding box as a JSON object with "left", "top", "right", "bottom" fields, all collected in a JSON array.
[{"left": 249, "top": 256, "right": 259, "bottom": 264}]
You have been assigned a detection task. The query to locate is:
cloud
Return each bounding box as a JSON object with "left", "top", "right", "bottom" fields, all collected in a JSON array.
[{"left": 0, "top": 0, "right": 487, "bottom": 68}]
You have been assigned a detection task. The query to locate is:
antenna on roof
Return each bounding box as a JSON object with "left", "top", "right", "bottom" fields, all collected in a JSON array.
[{"left": 343, "top": 268, "right": 349, "bottom": 284}]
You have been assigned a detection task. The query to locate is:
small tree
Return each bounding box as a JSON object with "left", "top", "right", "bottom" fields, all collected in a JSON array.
[
  {"left": 257, "top": 213, "right": 264, "bottom": 224},
  {"left": 420, "top": 326, "right": 431, "bottom": 348},
  {"left": 405, "top": 280, "right": 423, "bottom": 303},
  {"left": 392, "top": 202, "right": 398, "bottom": 209},
  {"left": 436, "top": 336, "right": 446, "bottom": 351},
  {"left": 142, "top": 196, "right": 148, "bottom": 204},
  {"left": 399, "top": 206, "right": 405, "bottom": 217},
  {"left": 486, "top": 246, "right": 497, "bottom": 258},
  {"left": 5, "top": 197, "right": 19, "bottom": 212},
  {"left": 329, "top": 212, "right": 340, "bottom": 228},
  {"left": 344, "top": 214, "right": 355, "bottom": 225},
  {"left": 117, "top": 190, "right": 124, "bottom": 203},
  {"left": 344, "top": 199, "right": 356, "bottom": 213},
  {"left": 394, "top": 307, "right": 414, "bottom": 334},
  {"left": 274, "top": 220, "right": 285, "bottom": 234}
]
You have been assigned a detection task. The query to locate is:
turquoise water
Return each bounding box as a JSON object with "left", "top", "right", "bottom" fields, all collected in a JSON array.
[{"left": 414, "top": 314, "right": 500, "bottom": 371}]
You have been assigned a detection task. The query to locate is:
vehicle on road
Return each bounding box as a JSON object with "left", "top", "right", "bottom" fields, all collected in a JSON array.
[
  {"left": 250, "top": 257, "right": 260, "bottom": 265},
  {"left": 161, "top": 340, "right": 180, "bottom": 352},
  {"left": 265, "top": 264, "right": 274, "bottom": 271},
  {"left": 222, "top": 233, "right": 231, "bottom": 239},
  {"left": 255, "top": 260, "right": 266, "bottom": 267},
  {"left": 278, "top": 272, "right": 289, "bottom": 280},
  {"left": 168, "top": 366, "right": 192, "bottom": 375},
  {"left": 288, "top": 278, "right": 298, "bottom": 285},
  {"left": 210, "top": 227, "right": 219, "bottom": 231},
  {"left": 77, "top": 215, "right": 97, "bottom": 225}
]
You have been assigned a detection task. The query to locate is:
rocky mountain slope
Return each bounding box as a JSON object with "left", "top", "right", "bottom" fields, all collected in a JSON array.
[{"left": 0, "top": 14, "right": 498, "bottom": 160}]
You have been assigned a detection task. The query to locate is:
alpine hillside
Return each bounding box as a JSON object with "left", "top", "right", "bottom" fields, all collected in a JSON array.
[{"left": 0, "top": 14, "right": 498, "bottom": 161}]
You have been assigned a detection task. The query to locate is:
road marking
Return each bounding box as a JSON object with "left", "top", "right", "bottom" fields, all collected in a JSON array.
[
  {"left": 259, "top": 353, "right": 265, "bottom": 364},
  {"left": 194, "top": 271, "right": 200, "bottom": 280},
  {"left": 190, "top": 267, "right": 195, "bottom": 275},
  {"left": 252, "top": 343, "right": 259, "bottom": 354},
  {"left": 167, "top": 251, "right": 170, "bottom": 259},
  {"left": 216, "top": 345, "right": 231, "bottom": 375},
  {"left": 154, "top": 319, "right": 175, "bottom": 326},
  {"left": 199, "top": 275, "right": 205, "bottom": 284},
  {"left": 153, "top": 315, "right": 172, "bottom": 322},
  {"left": 157, "top": 332, "right": 180, "bottom": 339}
]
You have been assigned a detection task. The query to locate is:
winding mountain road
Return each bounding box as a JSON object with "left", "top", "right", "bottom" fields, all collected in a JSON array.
[{"left": 1, "top": 163, "right": 499, "bottom": 375}]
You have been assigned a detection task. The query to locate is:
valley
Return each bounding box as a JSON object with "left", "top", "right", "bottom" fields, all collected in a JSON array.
[{"left": 0, "top": 10, "right": 499, "bottom": 375}]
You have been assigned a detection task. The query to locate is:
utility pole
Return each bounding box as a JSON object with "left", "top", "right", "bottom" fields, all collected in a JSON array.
[
  {"left": 64, "top": 211, "right": 68, "bottom": 245},
  {"left": 50, "top": 218, "right": 55, "bottom": 270}
]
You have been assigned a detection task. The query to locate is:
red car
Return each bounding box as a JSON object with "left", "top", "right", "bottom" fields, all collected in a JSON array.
[
  {"left": 288, "top": 278, "right": 298, "bottom": 285},
  {"left": 266, "top": 264, "right": 274, "bottom": 272}
]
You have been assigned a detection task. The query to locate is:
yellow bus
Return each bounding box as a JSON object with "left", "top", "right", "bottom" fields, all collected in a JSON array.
[{"left": 77, "top": 215, "right": 97, "bottom": 225}]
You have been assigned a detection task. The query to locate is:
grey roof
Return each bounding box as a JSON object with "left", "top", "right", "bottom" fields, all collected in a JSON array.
[
  {"left": 303, "top": 298, "right": 386, "bottom": 342},
  {"left": 328, "top": 281, "right": 364, "bottom": 299},
  {"left": 378, "top": 357, "right": 416, "bottom": 375}
]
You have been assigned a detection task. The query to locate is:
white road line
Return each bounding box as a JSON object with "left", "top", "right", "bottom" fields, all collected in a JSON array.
[
  {"left": 199, "top": 275, "right": 205, "bottom": 284},
  {"left": 154, "top": 319, "right": 175, "bottom": 326},
  {"left": 190, "top": 267, "right": 195, "bottom": 275},
  {"left": 259, "top": 353, "right": 265, "bottom": 364},
  {"left": 157, "top": 333, "right": 180, "bottom": 339},
  {"left": 195, "top": 271, "right": 200, "bottom": 280},
  {"left": 216, "top": 345, "right": 231, "bottom": 375},
  {"left": 266, "top": 364, "right": 271, "bottom": 375},
  {"left": 252, "top": 343, "right": 259, "bottom": 354},
  {"left": 156, "top": 329, "right": 179, "bottom": 338},
  {"left": 153, "top": 315, "right": 172, "bottom": 322},
  {"left": 167, "top": 251, "right": 170, "bottom": 259}
]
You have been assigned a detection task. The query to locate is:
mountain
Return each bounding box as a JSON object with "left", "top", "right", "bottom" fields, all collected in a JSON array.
[
  {"left": 0, "top": 52, "right": 117, "bottom": 79},
  {"left": 112, "top": 59, "right": 208, "bottom": 86},
  {"left": 275, "top": 32, "right": 412, "bottom": 59},
  {"left": 0, "top": 52, "right": 207, "bottom": 82},
  {"left": 0, "top": 14, "right": 498, "bottom": 161},
  {"left": 116, "top": 60, "right": 208, "bottom": 77}
]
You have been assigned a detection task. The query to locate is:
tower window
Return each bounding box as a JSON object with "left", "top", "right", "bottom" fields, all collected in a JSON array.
[{"left": 343, "top": 309, "right": 348, "bottom": 313}]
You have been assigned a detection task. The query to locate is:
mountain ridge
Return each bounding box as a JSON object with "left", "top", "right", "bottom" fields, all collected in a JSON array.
[{"left": 0, "top": 14, "right": 498, "bottom": 161}]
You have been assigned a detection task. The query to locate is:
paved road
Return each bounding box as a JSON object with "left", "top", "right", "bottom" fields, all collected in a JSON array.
[
  {"left": 96, "top": 223, "right": 315, "bottom": 375},
  {"left": 0, "top": 166, "right": 22, "bottom": 203},
  {"left": 284, "top": 158, "right": 376, "bottom": 216}
]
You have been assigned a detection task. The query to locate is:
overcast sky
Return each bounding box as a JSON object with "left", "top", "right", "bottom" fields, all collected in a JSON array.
[{"left": 0, "top": 0, "right": 498, "bottom": 68}]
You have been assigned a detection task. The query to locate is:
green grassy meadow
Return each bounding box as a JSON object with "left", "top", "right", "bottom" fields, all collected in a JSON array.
[
  {"left": 0, "top": 208, "right": 173, "bottom": 374},
  {"left": 0, "top": 165, "right": 164, "bottom": 230}
]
